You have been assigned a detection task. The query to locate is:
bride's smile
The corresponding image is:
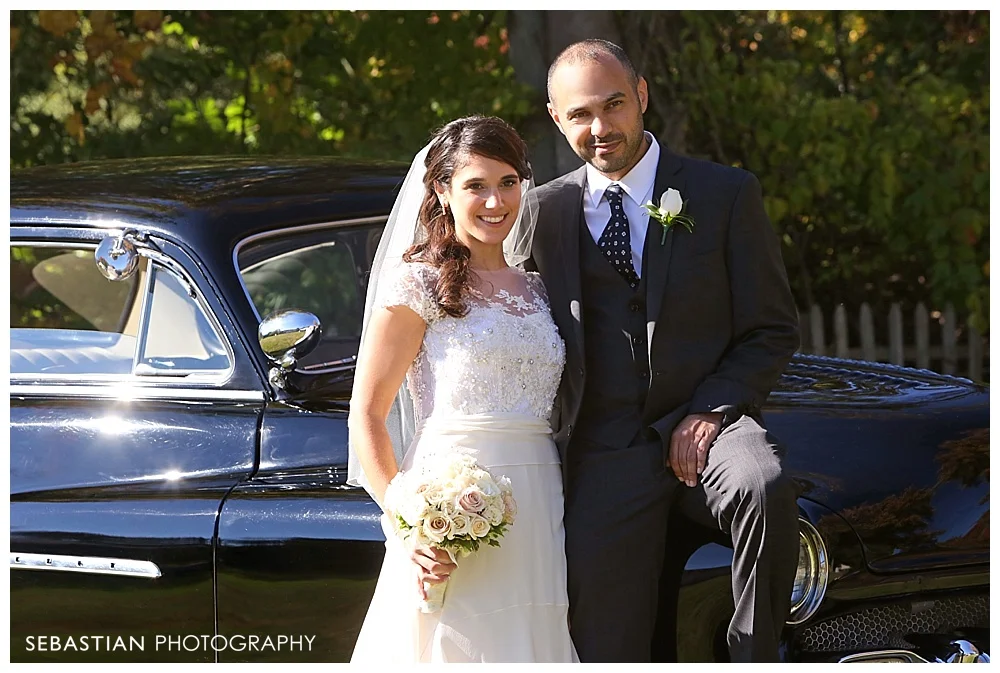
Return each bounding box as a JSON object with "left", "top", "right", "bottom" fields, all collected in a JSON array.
[{"left": 477, "top": 214, "right": 508, "bottom": 226}]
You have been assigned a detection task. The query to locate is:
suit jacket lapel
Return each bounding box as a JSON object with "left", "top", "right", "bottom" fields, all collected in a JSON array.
[
  {"left": 558, "top": 165, "right": 588, "bottom": 357},
  {"left": 644, "top": 147, "right": 686, "bottom": 361}
]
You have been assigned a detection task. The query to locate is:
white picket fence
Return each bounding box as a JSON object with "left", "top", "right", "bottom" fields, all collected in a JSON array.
[{"left": 797, "top": 303, "right": 988, "bottom": 382}]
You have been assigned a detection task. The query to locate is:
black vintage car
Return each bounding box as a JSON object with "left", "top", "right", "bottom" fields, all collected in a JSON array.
[{"left": 10, "top": 157, "right": 989, "bottom": 663}]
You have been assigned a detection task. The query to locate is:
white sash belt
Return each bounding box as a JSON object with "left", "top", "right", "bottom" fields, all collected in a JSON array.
[{"left": 416, "top": 412, "right": 552, "bottom": 437}]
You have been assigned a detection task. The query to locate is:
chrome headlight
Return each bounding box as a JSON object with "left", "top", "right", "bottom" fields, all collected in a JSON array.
[{"left": 787, "top": 518, "right": 829, "bottom": 625}]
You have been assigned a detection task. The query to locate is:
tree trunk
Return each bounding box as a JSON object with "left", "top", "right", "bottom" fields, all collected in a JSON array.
[
  {"left": 508, "top": 10, "right": 623, "bottom": 183},
  {"left": 615, "top": 11, "right": 690, "bottom": 157}
]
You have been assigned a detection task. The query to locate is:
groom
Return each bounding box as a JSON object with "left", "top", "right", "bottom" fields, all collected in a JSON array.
[{"left": 527, "top": 39, "right": 801, "bottom": 662}]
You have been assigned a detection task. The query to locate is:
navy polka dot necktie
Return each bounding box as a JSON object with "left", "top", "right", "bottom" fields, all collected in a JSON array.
[{"left": 599, "top": 183, "right": 639, "bottom": 289}]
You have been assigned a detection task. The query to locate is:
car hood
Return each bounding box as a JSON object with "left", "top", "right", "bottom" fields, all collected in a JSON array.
[{"left": 765, "top": 356, "right": 989, "bottom": 573}]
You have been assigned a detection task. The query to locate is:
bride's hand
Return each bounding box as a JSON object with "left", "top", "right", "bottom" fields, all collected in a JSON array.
[{"left": 410, "top": 546, "right": 457, "bottom": 598}]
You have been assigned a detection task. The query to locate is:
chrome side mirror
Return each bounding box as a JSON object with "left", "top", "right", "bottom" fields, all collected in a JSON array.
[
  {"left": 94, "top": 228, "right": 197, "bottom": 297},
  {"left": 96, "top": 232, "right": 140, "bottom": 281},
  {"left": 939, "top": 640, "right": 989, "bottom": 663},
  {"left": 258, "top": 310, "right": 321, "bottom": 390}
]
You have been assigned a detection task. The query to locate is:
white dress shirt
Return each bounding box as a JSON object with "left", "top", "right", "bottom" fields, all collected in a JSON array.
[{"left": 583, "top": 132, "right": 660, "bottom": 277}]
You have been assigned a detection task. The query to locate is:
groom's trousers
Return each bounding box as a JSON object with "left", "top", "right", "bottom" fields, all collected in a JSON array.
[{"left": 563, "top": 413, "right": 800, "bottom": 663}]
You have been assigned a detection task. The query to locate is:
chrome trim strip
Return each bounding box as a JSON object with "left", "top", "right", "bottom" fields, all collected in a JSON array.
[
  {"left": 299, "top": 355, "right": 357, "bottom": 374},
  {"left": 838, "top": 649, "right": 930, "bottom": 663},
  {"left": 242, "top": 240, "right": 341, "bottom": 274},
  {"left": 9, "top": 240, "right": 100, "bottom": 249},
  {"left": 787, "top": 518, "right": 830, "bottom": 625},
  {"left": 10, "top": 383, "right": 264, "bottom": 402},
  {"left": 131, "top": 255, "right": 155, "bottom": 374},
  {"left": 11, "top": 219, "right": 133, "bottom": 232},
  {"left": 10, "top": 552, "right": 162, "bottom": 579},
  {"left": 232, "top": 216, "right": 386, "bottom": 323},
  {"left": 10, "top": 371, "right": 232, "bottom": 385}
]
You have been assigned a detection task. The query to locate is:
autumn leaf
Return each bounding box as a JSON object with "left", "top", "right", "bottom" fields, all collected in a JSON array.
[
  {"left": 89, "top": 10, "right": 114, "bottom": 33},
  {"left": 64, "top": 111, "right": 85, "bottom": 145},
  {"left": 47, "top": 51, "right": 76, "bottom": 69},
  {"left": 85, "top": 33, "right": 110, "bottom": 60},
  {"left": 84, "top": 81, "right": 113, "bottom": 115},
  {"left": 121, "top": 40, "right": 151, "bottom": 62},
  {"left": 111, "top": 56, "right": 140, "bottom": 86},
  {"left": 133, "top": 10, "right": 164, "bottom": 33},
  {"left": 38, "top": 10, "right": 79, "bottom": 37}
]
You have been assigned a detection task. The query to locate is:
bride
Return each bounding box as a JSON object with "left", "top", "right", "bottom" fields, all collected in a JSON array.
[{"left": 347, "top": 115, "right": 578, "bottom": 663}]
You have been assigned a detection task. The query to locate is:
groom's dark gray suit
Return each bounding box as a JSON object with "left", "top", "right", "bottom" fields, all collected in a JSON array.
[{"left": 527, "top": 144, "right": 801, "bottom": 662}]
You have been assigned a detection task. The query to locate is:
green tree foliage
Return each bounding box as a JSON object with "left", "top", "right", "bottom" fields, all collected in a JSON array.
[
  {"left": 620, "top": 10, "right": 988, "bottom": 333},
  {"left": 10, "top": 10, "right": 988, "bottom": 335},
  {"left": 10, "top": 10, "right": 532, "bottom": 164}
]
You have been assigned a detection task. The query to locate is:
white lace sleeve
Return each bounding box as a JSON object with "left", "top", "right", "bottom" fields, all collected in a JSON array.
[
  {"left": 525, "top": 270, "right": 551, "bottom": 308},
  {"left": 375, "top": 262, "right": 441, "bottom": 324}
]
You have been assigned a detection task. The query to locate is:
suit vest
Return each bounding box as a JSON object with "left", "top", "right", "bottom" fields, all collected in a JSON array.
[{"left": 573, "top": 217, "right": 655, "bottom": 450}]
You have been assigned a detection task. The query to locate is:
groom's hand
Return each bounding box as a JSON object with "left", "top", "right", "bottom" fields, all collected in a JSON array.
[
  {"left": 410, "top": 546, "right": 457, "bottom": 597},
  {"left": 669, "top": 412, "right": 724, "bottom": 487}
]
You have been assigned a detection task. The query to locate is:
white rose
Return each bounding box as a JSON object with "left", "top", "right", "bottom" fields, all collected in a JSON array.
[
  {"left": 482, "top": 503, "right": 503, "bottom": 526},
  {"left": 441, "top": 462, "right": 463, "bottom": 481},
  {"left": 496, "top": 475, "right": 513, "bottom": 496},
  {"left": 441, "top": 451, "right": 474, "bottom": 477},
  {"left": 468, "top": 514, "right": 491, "bottom": 538},
  {"left": 660, "top": 188, "right": 683, "bottom": 217},
  {"left": 406, "top": 527, "right": 432, "bottom": 550},
  {"left": 422, "top": 484, "right": 448, "bottom": 505},
  {"left": 422, "top": 512, "right": 452, "bottom": 544},
  {"left": 475, "top": 477, "right": 501, "bottom": 498},
  {"left": 398, "top": 497, "right": 430, "bottom": 527},
  {"left": 448, "top": 512, "right": 471, "bottom": 538},
  {"left": 441, "top": 480, "right": 464, "bottom": 503},
  {"left": 437, "top": 498, "right": 461, "bottom": 519}
]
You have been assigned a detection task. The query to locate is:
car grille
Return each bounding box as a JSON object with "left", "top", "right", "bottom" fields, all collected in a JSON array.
[{"left": 798, "top": 594, "right": 989, "bottom": 653}]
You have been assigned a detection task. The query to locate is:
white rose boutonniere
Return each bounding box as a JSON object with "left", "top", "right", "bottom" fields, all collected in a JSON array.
[{"left": 644, "top": 188, "right": 695, "bottom": 244}]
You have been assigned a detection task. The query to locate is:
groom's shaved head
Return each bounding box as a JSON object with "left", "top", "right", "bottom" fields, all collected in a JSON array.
[{"left": 547, "top": 39, "right": 639, "bottom": 104}]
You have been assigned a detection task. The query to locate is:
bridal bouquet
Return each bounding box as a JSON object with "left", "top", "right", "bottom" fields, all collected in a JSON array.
[{"left": 383, "top": 450, "right": 517, "bottom": 613}]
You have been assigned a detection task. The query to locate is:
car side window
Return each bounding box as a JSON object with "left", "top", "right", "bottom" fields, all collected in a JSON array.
[
  {"left": 137, "top": 265, "right": 232, "bottom": 375},
  {"left": 238, "top": 225, "right": 378, "bottom": 371},
  {"left": 10, "top": 243, "right": 231, "bottom": 379}
]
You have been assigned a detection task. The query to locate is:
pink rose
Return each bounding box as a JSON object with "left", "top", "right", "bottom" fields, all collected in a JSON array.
[{"left": 457, "top": 488, "right": 486, "bottom": 514}]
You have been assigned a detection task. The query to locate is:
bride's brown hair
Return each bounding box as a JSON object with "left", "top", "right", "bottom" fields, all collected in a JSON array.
[{"left": 402, "top": 115, "right": 532, "bottom": 318}]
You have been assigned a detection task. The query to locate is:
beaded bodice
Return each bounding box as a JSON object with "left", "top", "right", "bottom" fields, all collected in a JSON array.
[{"left": 377, "top": 262, "right": 566, "bottom": 425}]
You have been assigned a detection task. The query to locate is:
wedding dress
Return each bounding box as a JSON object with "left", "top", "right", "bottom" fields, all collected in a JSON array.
[{"left": 350, "top": 261, "right": 578, "bottom": 663}]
